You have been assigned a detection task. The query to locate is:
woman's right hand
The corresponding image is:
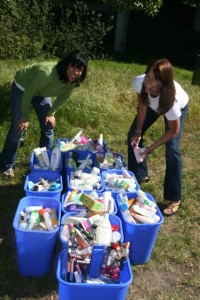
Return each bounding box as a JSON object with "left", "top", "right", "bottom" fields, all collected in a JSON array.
[
  {"left": 131, "top": 132, "right": 141, "bottom": 148},
  {"left": 16, "top": 118, "right": 29, "bottom": 132}
]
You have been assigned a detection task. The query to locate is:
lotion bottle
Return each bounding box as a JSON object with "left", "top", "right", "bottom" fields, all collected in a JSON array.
[
  {"left": 50, "top": 143, "right": 61, "bottom": 170},
  {"left": 95, "top": 213, "right": 112, "bottom": 246}
]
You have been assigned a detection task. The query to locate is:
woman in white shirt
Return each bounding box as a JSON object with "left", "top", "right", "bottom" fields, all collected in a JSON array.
[{"left": 128, "top": 58, "right": 189, "bottom": 216}]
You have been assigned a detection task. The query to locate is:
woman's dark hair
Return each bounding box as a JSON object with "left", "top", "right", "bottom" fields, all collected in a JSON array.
[
  {"left": 56, "top": 50, "right": 88, "bottom": 86},
  {"left": 140, "top": 58, "right": 176, "bottom": 115}
]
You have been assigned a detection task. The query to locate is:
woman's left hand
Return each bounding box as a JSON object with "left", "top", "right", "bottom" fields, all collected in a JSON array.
[{"left": 46, "top": 115, "right": 56, "bottom": 128}]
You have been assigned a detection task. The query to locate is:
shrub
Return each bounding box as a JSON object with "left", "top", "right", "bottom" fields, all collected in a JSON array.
[{"left": 0, "top": 0, "right": 114, "bottom": 59}]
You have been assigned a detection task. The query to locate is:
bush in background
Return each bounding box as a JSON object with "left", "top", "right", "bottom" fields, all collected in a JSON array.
[{"left": 0, "top": 0, "right": 114, "bottom": 59}]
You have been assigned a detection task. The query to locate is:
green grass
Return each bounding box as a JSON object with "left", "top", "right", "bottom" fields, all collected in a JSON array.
[{"left": 0, "top": 59, "right": 200, "bottom": 300}]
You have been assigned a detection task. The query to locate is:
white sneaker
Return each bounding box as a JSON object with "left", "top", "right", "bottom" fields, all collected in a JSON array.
[{"left": 2, "top": 168, "right": 15, "bottom": 178}]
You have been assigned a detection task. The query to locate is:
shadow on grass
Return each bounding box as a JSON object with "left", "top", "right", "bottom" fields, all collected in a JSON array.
[
  {"left": 0, "top": 183, "right": 59, "bottom": 299},
  {"left": 0, "top": 82, "right": 11, "bottom": 124}
]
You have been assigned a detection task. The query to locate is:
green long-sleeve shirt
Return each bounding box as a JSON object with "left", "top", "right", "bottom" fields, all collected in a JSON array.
[{"left": 15, "top": 62, "right": 75, "bottom": 119}]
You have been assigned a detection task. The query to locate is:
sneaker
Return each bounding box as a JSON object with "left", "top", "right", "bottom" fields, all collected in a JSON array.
[{"left": 2, "top": 168, "right": 15, "bottom": 178}]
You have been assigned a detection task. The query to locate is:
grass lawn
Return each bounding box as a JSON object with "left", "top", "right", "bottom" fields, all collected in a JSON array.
[{"left": 0, "top": 58, "right": 199, "bottom": 300}]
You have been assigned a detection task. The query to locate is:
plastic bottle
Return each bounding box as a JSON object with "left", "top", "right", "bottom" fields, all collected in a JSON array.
[
  {"left": 50, "top": 207, "right": 58, "bottom": 226},
  {"left": 39, "top": 209, "right": 54, "bottom": 231},
  {"left": 40, "top": 147, "right": 50, "bottom": 168},
  {"left": 102, "top": 191, "right": 114, "bottom": 214},
  {"left": 70, "top": 130, "right": 83, "bottom": 143},
  {"left": 105, "top": 148, "right": 115, "bottom": 166},
  {"left": 115, "top": 156, "right": 123, "bottom": 169},
  {"left": 123, "top": 210, "right": 137, "bottom": 223},
  {"left": 33, "top": 147, "right": 46, "bottom": 168},
  {"left": 133, "top": 146, "right": 145, "bottom": 163},
  {"left": 98, "top": 133, "right": 103, "bottom": 146},
  {"left": 77, "top": 154, "right": 91, "bottom": 170},
  {"left": 66, "top": 152, "right": 76, "bottom": 168},
  {"left": 27, "top": 211, "right": 40, "bottom": 230},
  {"left": 50, "top": 143, "right": 61, "bottom": 170},
  {"left": 95, "top": 213, "right": 112, "bottom": 246}
]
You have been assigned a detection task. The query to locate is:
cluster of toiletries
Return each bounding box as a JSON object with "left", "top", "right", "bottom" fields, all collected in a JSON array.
[
  {"left": 118, "top": 190, "right": 160, "bottom": 224},
  {"left": 69, "top": 167, "right": 102, "bottom": 191},
  {"left": 61, "top": 212, "right": 130, "bottom": 283},
  {"left": 103, "top": 169, "right": 138, "bottom": 193},
  {"left": 27, "top": 177, "right": 61, "bottom": 192},
  {"left": 18, "top": 206, "right": 58, "bottom": 231},
  {"left": 95, "top": 150, "right": 125, "bottom": 170},
  {"left": 59, "top": 131, "right": 106, "bottom": 153},
  {"left": 63, "top": 190, "right": 115, "bottom": 215},
  {"left": 33, "top": 144, "right": 61, "bottom": 170},
  {"left": 66, "top": 152, "right": 95, "bottom": 170}
]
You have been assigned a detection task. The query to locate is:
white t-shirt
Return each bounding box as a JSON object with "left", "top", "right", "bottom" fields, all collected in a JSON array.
[{"left": 132, "top": 74, "right": 189, "bottom": 121}]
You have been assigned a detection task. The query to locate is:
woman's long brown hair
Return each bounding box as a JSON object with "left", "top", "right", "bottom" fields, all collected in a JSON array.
[{"left": 140, "top": 58, "right": 176, "bottom": 115}]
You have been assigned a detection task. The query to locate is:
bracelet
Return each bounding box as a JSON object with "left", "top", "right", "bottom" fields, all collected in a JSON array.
[{"left": 134, "top": 129, "right": 142, "bottom": 134}]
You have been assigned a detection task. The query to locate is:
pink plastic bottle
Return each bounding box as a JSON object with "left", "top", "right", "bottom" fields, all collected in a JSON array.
[{"left": 133, "top": 146, "right": 145, "bottom": 163}]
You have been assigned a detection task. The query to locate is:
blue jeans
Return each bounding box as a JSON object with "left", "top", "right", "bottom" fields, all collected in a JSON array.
[
  {"left": 128, "top": 104, "right": 188, "bottom": 202},
  {"left": 0, "top": 82, "right": 54, "bottom": 170}
]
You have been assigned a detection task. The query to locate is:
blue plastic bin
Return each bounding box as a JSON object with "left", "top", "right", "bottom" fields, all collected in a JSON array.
[
  {"left": 59, "top": 213, "right": 124, "bottom": 251},
  {"left": 61, "top": 191, "right": 117, "bottom": 215},
  {"left": 30, "top": 149, "right": 63, "bottom": 173},
  {"left": 13, "top": 196, "right": 61, "bottom": 276},
  {"left": 24, "top": 171, "right": 63, "bottom": 200},
  {"left": 101, "top": 169, "right": 140, "bottom": 195},
  {"left": 56, "top": 249, "right": 133, "bottom": 300},
  {"left": 116, "top": 192, "right": 164, "bottom": 265}
]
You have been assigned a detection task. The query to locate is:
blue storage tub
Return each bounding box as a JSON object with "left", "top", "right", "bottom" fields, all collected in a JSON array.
[
  {"left": 13, "top": 196, "right": 61, "bottom": 276},
  {"left": 24, "top": 171, "right": 63, "bottom": 200},
  {"left": 116, "top": 192, "right": 164, "bottom": 265},
  {"left": 61, "top": 191, "right": 117, "bottom": 215},
  {"left": 56, "top": 249, "right": 133, "bottom": 300},
  {"left": 30, "top": 149, "right": 63, "bottom": 173}
]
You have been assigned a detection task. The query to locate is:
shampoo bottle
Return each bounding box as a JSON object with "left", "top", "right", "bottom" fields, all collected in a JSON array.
[{"left": 50, "top": 143, "right": 61, "bottom": 170}]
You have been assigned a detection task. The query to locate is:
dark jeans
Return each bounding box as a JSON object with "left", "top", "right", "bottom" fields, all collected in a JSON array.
[
  {"left": 0, "top": 82, "right": 54, "bottom": 171},
  {"left": 128, "top": 105, "right": 188, "bottom": 202}
]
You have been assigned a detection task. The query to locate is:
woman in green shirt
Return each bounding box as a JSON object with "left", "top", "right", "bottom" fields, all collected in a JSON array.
[{"left": 0, "top": 50, "right": 88, "bottom": 177}]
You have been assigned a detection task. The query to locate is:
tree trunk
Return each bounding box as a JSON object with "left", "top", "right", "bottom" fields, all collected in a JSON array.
[
  {"left": 192, "top": 0, "right": 200, "bottom": 85},
  {"left": 114, "top": 10, "right": 130, "bottom": 52}
]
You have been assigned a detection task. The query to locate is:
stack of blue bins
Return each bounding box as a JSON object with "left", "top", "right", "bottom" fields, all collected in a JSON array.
[
  {"left": 57, "top": 139, "right": 134, "bottom": 300},
  {"left": 13, "top": 148, "right": 63, "bottom": 276}
]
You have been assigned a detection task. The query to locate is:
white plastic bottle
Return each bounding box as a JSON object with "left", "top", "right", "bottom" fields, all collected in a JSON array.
[
  {"left": 40, "top": 147, "right": 50, "bottom": 168},
  {"left": 133, "top": 146, "right": 144, "bottom": 164},
  {"left": 97, "top": 133, "right": 103, "bottom": 146},
  {"left": 95, "top": 213, "right": 112, "bottom": 246},
  {"left": 77, "top": 154, "right": 91, "bottom": 170},
  {"left": 133, "top": 146, "right": 145, "bottom": 163},
  {"left": 70, "top": 130, "right": 83, "bottom": 143},
  {"left": 103, "top": 191, "right": 114, "bottom": 214},
  {"left": 50, "top": 143, "right": 61, "bottom": 170}
]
